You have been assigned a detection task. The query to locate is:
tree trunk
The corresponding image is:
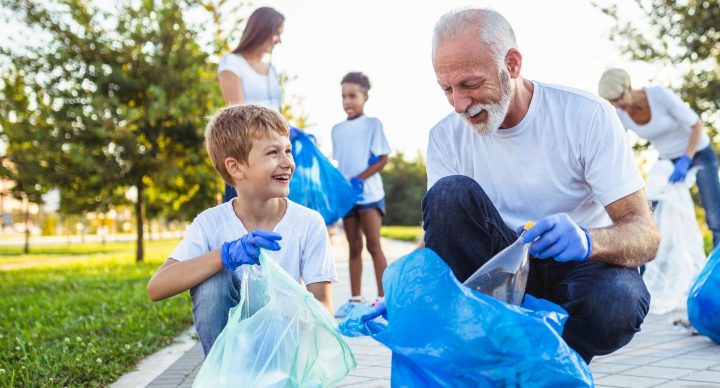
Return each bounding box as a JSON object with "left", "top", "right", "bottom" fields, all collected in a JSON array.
[
  {"left": 136, "top": 178, "right": 144, "bottom": 263},
  {"left": 23, "top": 198, "right": 30, "bottom": 254}
]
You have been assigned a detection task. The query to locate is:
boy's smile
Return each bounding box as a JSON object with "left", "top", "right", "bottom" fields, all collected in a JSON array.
[{"left": 342, "top": 82, "right": 368, "bottom": 120}]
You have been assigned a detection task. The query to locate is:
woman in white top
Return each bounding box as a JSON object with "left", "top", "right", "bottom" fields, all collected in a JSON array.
[
  {"left": 599, "top": 68, "right": 720, "bottom": 248},
  {"left": 218, "top": 7, "right": 284, "bottom": 202}
]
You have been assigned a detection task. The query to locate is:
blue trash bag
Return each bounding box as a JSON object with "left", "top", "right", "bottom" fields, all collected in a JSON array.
[
  {"left": 339, "top": 248, "right": 593, "bottom": 387},
  {"left": 193, "top": 251, "right": 356, "bottom": 387},
  {"left": 688, "top": 246, "right": 720, "bottom": 343},
  {"left": 288, "top": 127, "right": 359, "bottom": 225}
]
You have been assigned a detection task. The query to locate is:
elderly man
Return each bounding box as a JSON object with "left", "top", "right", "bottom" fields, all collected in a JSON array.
[{"left": 422, "top": 8, "right": 659, "bottom": 363}]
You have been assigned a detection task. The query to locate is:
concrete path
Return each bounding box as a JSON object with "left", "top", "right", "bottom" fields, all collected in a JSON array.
[{"left": 114, "top": 236, "right": 720, "bottom": 387}]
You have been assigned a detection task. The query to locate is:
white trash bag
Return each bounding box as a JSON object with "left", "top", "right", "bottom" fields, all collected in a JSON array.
[{"left": 644, "top": 160, "right": 705, "bottom": 315}]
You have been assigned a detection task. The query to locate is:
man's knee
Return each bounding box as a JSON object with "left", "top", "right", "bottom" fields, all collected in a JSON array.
[{"left": 563, "top": 267, "right": 650, "bottom": 358}]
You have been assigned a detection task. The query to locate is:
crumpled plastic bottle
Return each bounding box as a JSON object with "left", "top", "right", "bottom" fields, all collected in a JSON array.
[{"left": 463, "top": 221, "right": 534, "bottom": 305}]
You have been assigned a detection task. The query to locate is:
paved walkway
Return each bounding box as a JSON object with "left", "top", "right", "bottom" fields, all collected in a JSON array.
[{"left": 115, "top": 236, "right": 720, "bottom": 387}]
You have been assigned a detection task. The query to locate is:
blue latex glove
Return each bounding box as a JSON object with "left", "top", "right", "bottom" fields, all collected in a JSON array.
[
  {"left": 521, "top": 213, "right": 592, "bottom": 262},
  {"left": 350, "top": 177, "right": 364, "bottom": 194},
  {"left": 360, "top": 301, "right": 387, "bottom": 322},
  {"left": 368, "top": 153, "right": 381, "bottom": 165},
  {"left": 220, "top": 230, "right": 282, "bottom": 270},
  {"left": 669, "top": 154, "right": 692, "bottom": 183}
]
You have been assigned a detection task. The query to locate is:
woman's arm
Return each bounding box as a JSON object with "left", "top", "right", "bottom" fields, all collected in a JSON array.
[
  {"left": 218, "top": 71, "right": 245, "bottom": 105},
  {"left": 147, "top": 250, "right": 224, "bottom": 301},
  {"left": 306, "top": 282, "right": 334, "bottom": 313},
  {"left": 684, "top": 120, "right": 704, "bottom": 158}
]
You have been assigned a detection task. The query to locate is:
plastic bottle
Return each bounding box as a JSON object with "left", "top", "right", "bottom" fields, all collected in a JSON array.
[{"left": 463, "top": 221, "right": 535, "bottom": 305}]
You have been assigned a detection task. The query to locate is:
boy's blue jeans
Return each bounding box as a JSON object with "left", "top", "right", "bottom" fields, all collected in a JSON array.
[
  {"left": 422, "top": 175, "right": 650, "bottom": 363},
  {"left": 190, "top": 269, "right": 242, "bottom": 356},
  {"left": 676, "top": 145, "right": 720, "bottom": 248}
]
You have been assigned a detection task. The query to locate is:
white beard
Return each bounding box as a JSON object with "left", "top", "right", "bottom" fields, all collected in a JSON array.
[{"left": 462, "top": 69, "right": 514, "bottom": 136}]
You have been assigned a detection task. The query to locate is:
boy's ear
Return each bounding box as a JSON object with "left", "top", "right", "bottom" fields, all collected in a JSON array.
[{"left": 224, "top": 157, "right": 246, "bottom": 182}]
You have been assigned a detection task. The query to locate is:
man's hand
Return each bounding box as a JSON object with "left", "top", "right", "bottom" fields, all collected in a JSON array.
[
  {"left": 221, "top": 230, "right": 282, "bottom": 271},
  {"left": 360, "top": 301, "right": 387, "bottom": 322},
  {"left": 669, "top": 155, "right": 692, "bottom": 183},
  {"left": 521, "top": 213, "right": 592, "bottom": 262}
]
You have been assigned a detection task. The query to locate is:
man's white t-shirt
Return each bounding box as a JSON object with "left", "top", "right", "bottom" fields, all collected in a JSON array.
[
  {"left": 169, "top": 199, "right": 337, "bottom": 285},
  {"left": 217, "top": 53, "right": 282, "bottom": 110},
  {"left": 427, "top": 81, "right": 644, "bottom": 231},
  {"left": 615, "top": 86, "right": 708, "bottom": 159},
  {"left": 331, "top": 115, "right": 392, "bottom": 204}
]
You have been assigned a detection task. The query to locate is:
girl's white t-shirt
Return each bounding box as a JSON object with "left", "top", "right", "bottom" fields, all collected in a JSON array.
[
  {"left": 616, "top": 86, "right": 708, "bottom": 159},
  {"left": 170, "top": 199, "right": 337, "bottom": 285},
  {"left": 217, "top": 53, "right": 282, "bottom": 110}
]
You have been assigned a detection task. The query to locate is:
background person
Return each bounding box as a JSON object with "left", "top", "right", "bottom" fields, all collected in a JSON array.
[
  {"left": 599, "top": 68, "right": 720, "bottom": 249},
  {"left": 218, "top": 7, "right": 284, "bottom": 202},
  {"left": 331, "top": 72, "right": 391, "bottom": 318}
]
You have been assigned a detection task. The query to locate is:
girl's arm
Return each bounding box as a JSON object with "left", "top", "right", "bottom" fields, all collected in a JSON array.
[
  {"left": 355, "top": 154, "right": 389, "bottom": 180},
  {"left": 683, "top": 120, "right": 704, "bottom": 158},
  {"left": 147, "top": 250, "right": 224, "bottom": 301},
  {"left": 218, "top": 71, "right": 245, "bottom": 105},
  {"left": 306, "top": 281, "right": 334, "bottom": 313}
]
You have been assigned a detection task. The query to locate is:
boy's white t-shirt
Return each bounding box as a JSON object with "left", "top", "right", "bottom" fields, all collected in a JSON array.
[
  {"left": 169, "top": 199, "right": 337, "bottom": 285},
  {"left": 615, "top": 86, "right": 708, "bottom": 159},
  {"left": 331, "top": 115, "right": 392, "bottom": 204},
  {"left": 427, "top": 81, "right": 644, "bottom": 231},
  {"left": 217, "top": 53, "right": 282, "bottom": 110}
]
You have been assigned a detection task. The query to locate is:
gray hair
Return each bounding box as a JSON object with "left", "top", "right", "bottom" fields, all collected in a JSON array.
[{"left": 432, "top": 8, "right": 517, "bottom": 67}]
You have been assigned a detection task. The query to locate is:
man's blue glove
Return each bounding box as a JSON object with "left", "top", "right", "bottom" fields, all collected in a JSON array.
[
  {"left": 360, "top": 301, "right": 387, "bottom": 322},
  {"left": 221, "top": 230, "right": 282, "bottom": 271},
  {"left": 350, "top": 177, "right": 364, "bottom": 194},
  {"left": 669, "top": 154, "right": 692, "bottom": 183},
  {"left": 521, "top": 213, "right": 592, "bottom": 262}
]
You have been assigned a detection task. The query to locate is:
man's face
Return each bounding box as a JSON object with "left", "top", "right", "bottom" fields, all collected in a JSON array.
[{"left": 433, "top": 34, "right": 514, "bottom": 135}]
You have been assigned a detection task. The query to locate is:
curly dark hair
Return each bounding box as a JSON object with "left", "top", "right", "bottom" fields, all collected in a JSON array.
[{"left": 341, "top": 72, "right": 371, "bottom": 92}]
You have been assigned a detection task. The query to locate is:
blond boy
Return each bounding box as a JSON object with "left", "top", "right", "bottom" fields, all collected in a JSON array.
[{"left": 147, "top": 105, "right": 336, "bottom": 355}]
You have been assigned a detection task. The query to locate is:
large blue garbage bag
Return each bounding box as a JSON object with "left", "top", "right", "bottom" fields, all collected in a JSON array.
[
  {"left": 340, "top": 248, "right": 593, "bottom": 387},
  {"left": 288, "top": 128, "right": 359, "bottom": 226},
  {"left": 688, "top": 246, "right": 720, "bottom": 343}
]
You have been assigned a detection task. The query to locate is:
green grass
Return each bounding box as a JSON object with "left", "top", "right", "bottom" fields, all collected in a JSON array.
[
  {"left": 0, "top": 239, "right": 192, "bottom": 387},
  {"left": 380, "top": 226, "right": 423, "bottom": 242}
]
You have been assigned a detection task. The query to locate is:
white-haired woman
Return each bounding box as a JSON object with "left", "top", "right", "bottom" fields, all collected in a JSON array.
[{"left": 599, "top": 68, "right": 720, "bottom": 248}]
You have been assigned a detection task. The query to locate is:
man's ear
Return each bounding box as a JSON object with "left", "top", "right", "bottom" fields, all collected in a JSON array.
[
  {"left": 225, "top": 157, "right": 246, "bottom": 182},
  {"left": 505, "top": 48, "right": 523, "bottom": 78}
]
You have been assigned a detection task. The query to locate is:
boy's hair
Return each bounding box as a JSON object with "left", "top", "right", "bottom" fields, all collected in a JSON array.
[
  {"left": 205, "top": 104, "right": 289, "bottom": 185},
  {"left": 341, "top": 72, "right": 371, "bottom": 93}
]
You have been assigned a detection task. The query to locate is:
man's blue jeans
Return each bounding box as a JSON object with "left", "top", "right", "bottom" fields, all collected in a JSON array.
[
  {"left": 422, "top": 175, "right": 650, "bottom": 363},
  {"left": 677, "top": 145, "right": 720, "bottom": 248},
  {"left": 190, "top": 269, "right": 242, "bottom": 356}
]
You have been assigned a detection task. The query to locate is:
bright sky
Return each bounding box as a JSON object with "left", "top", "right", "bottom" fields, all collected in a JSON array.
[{"left": 247, "top": 0, "right": 664, "bottom": 158}]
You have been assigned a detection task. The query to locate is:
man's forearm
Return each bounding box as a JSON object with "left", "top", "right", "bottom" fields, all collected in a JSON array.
[{"left": 589, "top": 192, "right": 659, "bottom": 267}]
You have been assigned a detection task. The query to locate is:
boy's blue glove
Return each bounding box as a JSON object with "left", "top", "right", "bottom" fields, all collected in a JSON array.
[
  {"left": 360, "top": 301, "right": 387, "bottom": 322},
  {"left": 521, "top": 213, "right": 592, "bottom": 262},
  {"left": 350, "top": 177, "right": 364, "bottom": 194},
  {"left": 221, "top": 230, "right": 282, "bottom": 270},
  {"left": 669, "top": 154, "right": 692, "bottom": 183}
]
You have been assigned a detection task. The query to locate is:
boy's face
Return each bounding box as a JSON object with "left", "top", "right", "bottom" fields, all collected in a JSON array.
[
  {"left": 239, "top": 130, "right": 294, "bottom": 199},
  {"left": 341, "top": 82, "right": 368, "bottom": 120}
]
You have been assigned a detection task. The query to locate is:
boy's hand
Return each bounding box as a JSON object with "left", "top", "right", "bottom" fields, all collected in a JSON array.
[{"left": 221, "top": 230, "right": 282, "bottom": 270}]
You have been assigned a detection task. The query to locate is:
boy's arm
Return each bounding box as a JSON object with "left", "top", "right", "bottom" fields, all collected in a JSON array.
[
  {"left": 147, "top": 250, "right": 224, "bottom": 301},
  {"left": 306, "top": 281, "right": 334, "bottom": 313},
  {"left": 355, "top": 154, "right": 388, "bottom": 180}
]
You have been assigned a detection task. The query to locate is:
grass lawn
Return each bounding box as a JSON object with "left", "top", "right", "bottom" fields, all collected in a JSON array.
[
  {"left": 380, "top": 225, "right": 423, "bottom": 242},
  {"left": 0, "top": 239, "right": 192, "bottom": 387}
]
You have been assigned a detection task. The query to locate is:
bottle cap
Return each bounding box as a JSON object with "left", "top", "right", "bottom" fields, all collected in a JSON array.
[{"left": 523, "top": 221, "right": 535, "bottom": 230}]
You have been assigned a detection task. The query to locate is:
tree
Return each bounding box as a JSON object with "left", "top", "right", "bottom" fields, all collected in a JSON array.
[
  {"left": 0, "top": 0, "right": 223, "bottom": 261},
  {"left": 382, "top": 152, "right": 427, "bottom": 226},
  {"left": 597, "top": 0, "right": 720, "bottom": 138}
]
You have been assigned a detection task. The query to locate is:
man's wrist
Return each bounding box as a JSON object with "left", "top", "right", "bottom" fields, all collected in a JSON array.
[{"left": 579, "top": 226, "right": 592, "bottom": 261}]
